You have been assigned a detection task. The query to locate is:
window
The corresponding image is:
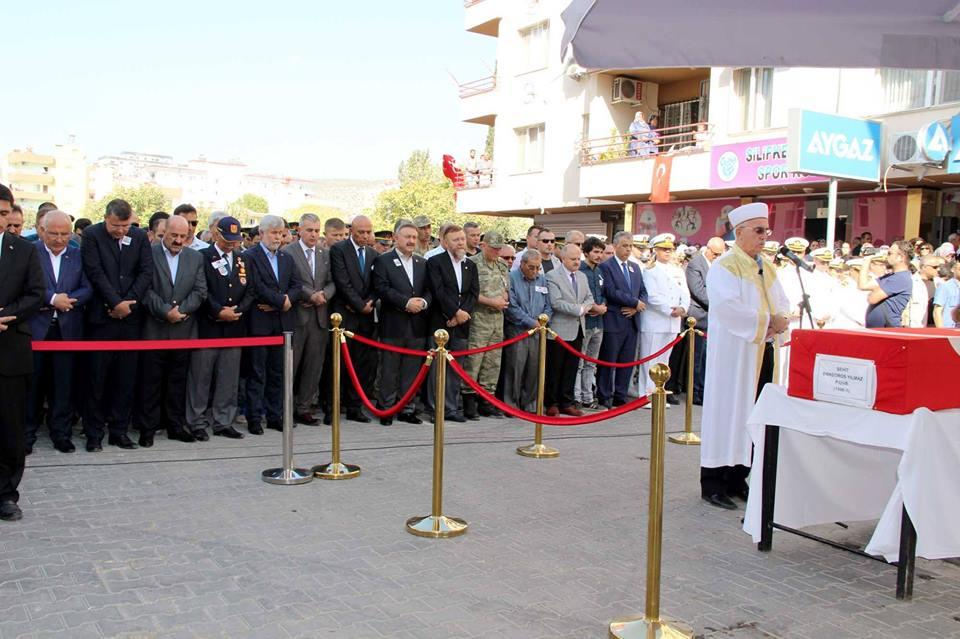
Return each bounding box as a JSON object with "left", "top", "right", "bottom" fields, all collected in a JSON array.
[
  {"left": 732, "top": 67, "right": 773, "bottom": 131},
  {"left": 519, "top": 21, "right": 549, "bottom": 72},
  {"left": 516, "top": 124, "right": 545, "bottom": 172},
  {"left": 880, "top": 69, "right": 960, "bottom": 110}
]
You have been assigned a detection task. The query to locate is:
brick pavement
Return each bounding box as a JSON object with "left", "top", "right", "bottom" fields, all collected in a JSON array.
[{"left": 4, "top": 403, "right": 960, "bottom": 638}]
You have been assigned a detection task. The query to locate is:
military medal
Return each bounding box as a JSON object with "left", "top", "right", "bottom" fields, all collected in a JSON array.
[{"left": 237, "top": 258, "right": 247, "bottom": 285}]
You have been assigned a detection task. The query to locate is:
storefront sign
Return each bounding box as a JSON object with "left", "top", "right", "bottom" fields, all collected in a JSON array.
[
  {"left": 788, "top": 109, "right": 883, "bottom": 182},
  {"left": 949, "top": 113, "right": 960, "bottom": 174},
  {"left": 710, "top": 138, "right": 825, "bottom": 189},
  {"left": 919, "top": 121, "right": 950, "bottom": 163}
]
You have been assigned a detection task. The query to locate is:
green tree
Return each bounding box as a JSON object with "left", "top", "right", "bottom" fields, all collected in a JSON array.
[
  {"left": 286, "top": 203, "right": 347, "bottom": 224},
  {"left": 485, "top": 125, "right": 495, "bottom": 158},
  {"left": 82, "top": 184, "right": 172, "bottom": 221}
]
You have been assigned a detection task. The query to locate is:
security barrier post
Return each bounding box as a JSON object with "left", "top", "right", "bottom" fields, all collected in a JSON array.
[
  {"left": 312, "top": 314, "right": 361, "bottom": 480},
  {"left": 516, "top": 314, "right": 559, "bottom": 458},
  {"left": 261, "top": 331, "right": 313, "bottom": 485}
]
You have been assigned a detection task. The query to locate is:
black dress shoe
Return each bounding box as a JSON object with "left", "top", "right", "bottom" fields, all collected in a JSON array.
[
  {"left": 346, "top": 411, "right": 370, "bottom": 424},
  {"left": 599, "top": 399, "right": 613, "bottom": 410},
  {"left": 702, "top": 493, "right": 738, "bottom": 510},
  {"left": 612, "top": 398, "right": 627, "bottom": 407},
  {"left": 379, "top": 417, "right": 393, "bottom": 426},
  {"left": 323, "top": 414, "right": 332, "bottom": 426},
  {"left": 729, "top": 486, "right": 749, "bottom": 502},
  {"left": 692, "top": 396, "right": 704, "bottom": 406},
  {"left": 446, "top": 414, "right": 467, "bottom": 423},
  {"left": 192, "top": 429, "right": 210, "bottom": 442},
  {"left": 294, "top": 412, "right": 318, "bottom": 425},
  {"left": 666, "top": 394, "right": 680, "bottom": 405},
  {"left": 138, "top": 432, "right": 154, "bottom": 448},
  {"left": 108, "top": 434, "right": 138, "bottom": 449},
  {"left": 214, "top": 426, "right": 244, "bottom": 439},
  {"left": 248, "top": 423, "right": 264, "bottom": 435},
  {"left": 53, "top": 440, "right": 76, "bottom": 453},
  {"left": 0, "top": 501, "right": 23, "bottom": 522},
  {"left": 397, "top": 413, "right": 423, "bottom": 425},
  {"left": 266, "top": 421, "right": 283, "bottom": 432},
  {"left": 168, "top": 429, "right": 196, "bottom": 443},
  {"left": 86, "top": 439, "right": 102, "bottom": 452}
]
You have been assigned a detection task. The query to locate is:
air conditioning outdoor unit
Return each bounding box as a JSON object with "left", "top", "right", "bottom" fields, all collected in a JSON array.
[
  {"left": 887, "top": 131, "right": 923, "bottom": 167},
  {"left": 612, "top": 77, "right": 658, "bottom": 106}
]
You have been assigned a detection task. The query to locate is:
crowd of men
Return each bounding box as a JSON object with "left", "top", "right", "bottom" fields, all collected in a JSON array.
[{"left": 2, "top": 178, "right": 959, "bottom": 521}]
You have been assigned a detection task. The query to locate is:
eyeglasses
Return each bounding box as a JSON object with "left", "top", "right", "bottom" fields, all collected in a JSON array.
[
  {"left": 189, "top": 220, "right": 199, "bottom": 227},
  {"left": 539, "top": 238, "right": 555, "bottom": 243},
  {"left": 744, "top": 226, "right": 772, "bottom": 237},
  {"left": 502, "top": 256, "right": 515, "bottom": 262}
]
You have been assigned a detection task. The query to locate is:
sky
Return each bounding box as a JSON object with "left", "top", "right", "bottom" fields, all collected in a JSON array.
[{"left": 3, "top": 1, "right": 495, "bottom": 181}]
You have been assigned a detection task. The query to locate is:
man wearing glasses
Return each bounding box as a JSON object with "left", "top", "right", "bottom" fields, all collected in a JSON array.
[
  {"left": 173, "top": 203, "right": 209, "bottom": 251},
  {"left": 700, "top": 203, "right": 790, "bottom": 511},
  {"left": 536, "top": 229, "right": 560, "bottom": 273}
]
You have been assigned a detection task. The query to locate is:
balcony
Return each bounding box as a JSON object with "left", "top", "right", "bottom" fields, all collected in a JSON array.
[
  {"left": 459, "top": 75, "right": 497, "bottom": 125},
  {"left": 9, "top": 172, "right": 54, "bottom": 186},
  {"left": 464, "top": 0, "right": 501, "bottom": 36}
]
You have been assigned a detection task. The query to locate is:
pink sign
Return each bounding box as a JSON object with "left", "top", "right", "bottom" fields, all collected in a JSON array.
[
  {"left": 711, "top": 138, "right": 826, "bottom": 189},
  {"left": 634, "top": 199, "right": 741, "bottom": 245}
]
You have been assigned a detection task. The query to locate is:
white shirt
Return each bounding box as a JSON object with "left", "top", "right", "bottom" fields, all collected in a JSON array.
[
  {"left": 45, "top": 244, "right": 65, "bottom": 303},
  {"left": 397, "top": 250, "right": 415, "bottom": 286},
  {"left": 189, "top": 237, "right": 209, "bottom": 251},
  {"left": 449, "top": 251, "right": 465, "bottom": 292},
  {"left": 0, "top": 232, "right": 4, "bottom": 259},
  {"left": 163, "top": 245, "right": 181, "bottom": 282}
]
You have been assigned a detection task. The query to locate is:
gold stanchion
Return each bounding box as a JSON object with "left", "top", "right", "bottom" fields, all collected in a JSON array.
[
  {"left": 670, "top": 318, "right": 702, "bottom": 446},
  {"left": 609, "top": 364, "right": 694, "bottom": 639},
  {"left": 311, "top": 314, "right": 361, "bottom": 480},
  {"left": 406, "top": 329, "right": 468, "bottom": 538},
  {"left": 516, "top": 314, "right": 559, "bottom": 458}
]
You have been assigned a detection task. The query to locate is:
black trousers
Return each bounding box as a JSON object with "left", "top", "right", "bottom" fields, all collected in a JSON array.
[
  {"left": 545, "top": 327, "right": 583, "bottom": 409},
  {"left": 342, "top": 328, "right": 376, "bottom": 413},
  {"left": 700, "top": 342, "right": 774, "bottom": 497},
  {"left": 84, "top": 323, "right": 139, "bottom": 443},
  {"left": 26, "top": 323, "right": 75, "bottom": 445},
  {"left": 0, "top": 374, "right": 29, "bottom": 503},
  {"left": 136, "top": 349, "right": 190, "bottom": 435},
  {"left": 245, "top": 345, "right": 284, "bottom": 424},
  {"left": 378, "top": 337, "right": 427, "bottom": 415}
]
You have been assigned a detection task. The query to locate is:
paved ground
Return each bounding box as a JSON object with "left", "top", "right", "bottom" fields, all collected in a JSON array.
[{"left": 4, "top": 401, "right": 960, "bottom": 639}]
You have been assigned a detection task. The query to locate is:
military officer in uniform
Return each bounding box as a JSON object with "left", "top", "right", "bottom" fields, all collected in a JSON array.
[
  {"left": 413, "top": 215, "right": 439, "bottom": 257},
  {"left": 461, "top": 231, "right": 509, "bottom": 419}
]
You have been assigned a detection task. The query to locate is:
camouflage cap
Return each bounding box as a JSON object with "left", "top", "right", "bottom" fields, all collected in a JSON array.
[
  {"left": 482, "top": 230, "right": 504, "bottom": 249},
  {"left": 412, "top": 215, "right": 432, "bottom": 228}
]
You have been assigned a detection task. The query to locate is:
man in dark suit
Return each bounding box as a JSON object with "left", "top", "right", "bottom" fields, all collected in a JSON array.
[
  {"left": 242, "top": 215, "right": 302, "bottom": 433},
  {"left": 282, "top": 213, "right": 335, "bottom": 425},
  {"left": 81, "top": 198, "right": 154, "bottom": 451},
  {"left": 27, "top": 210, "right": 92, "bottom": 454},
  {"left": 136, "top": 216, "right": 207, "bottom": 447},
  {"left": 0, "top": 184, "right": 45, "bottom": 521},
  {"left": 329, "top": 215, "right": 378, "bottom": 423},
  {"left": 597, "top": 231, "right": 648, "bottom": 408},
  {"left": 685, "top": 237, "right": 724, "bottom": 405},
  {"left": 372, "top": 221, "right": 431, "bottom": 426},
  {"left": 427, "top": 224, "right": 480, "bottom": 422},
  {"left": 187, "top": 216, "right": 255, "bottom": 440}
]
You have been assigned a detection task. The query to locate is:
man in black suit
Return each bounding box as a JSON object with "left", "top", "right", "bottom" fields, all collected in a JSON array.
[
  {"left": 372, "top": 221, "right": 431, "bottom": 426},
  {"left": 329, "top": 215, "right": 378, "bottom": 423},
  {"left": 427, "top": 224, "right": 480, "bottom": 422},
  {"left": 0, "top": 184, "right": 45, "bottom": 521},
  {"left": 81, "top": 198, "right": 154, "bottom": 451},
  {"left": 242, "top": 215, "right": 302, "bottom": 433},
  {"left": 187, "top": 216, "right": 255, "bottom": 440},
  {"left": 685, "top": 237, "right": 725, "bottom": 405}
]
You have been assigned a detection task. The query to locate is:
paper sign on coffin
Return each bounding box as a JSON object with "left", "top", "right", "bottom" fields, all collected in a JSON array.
[{"left": 788, "top": 328, "right": 960, "bottom": 415}]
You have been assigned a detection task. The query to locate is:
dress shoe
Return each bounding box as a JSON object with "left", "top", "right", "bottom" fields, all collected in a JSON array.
[
  {"left": 478, "top": 401, "right": 504, "bottom": 418},
  {"left": 53, "top": 440, "right": 75, "bottom": 454},
  {"left": 666, "top": 394, "right": 680, "bottom": 405},
  {"left": 138, "top": 432, "right": 155, "bottom": 448},
  {"left": 323, "top": 413, "right": 332, "bottom": 425},
  {"left": 346, "top": 411, "right": 371, "bottom": 424},
  {"left": 248, "top": 423, "right": 264, "bottom": 435},
  {"left": 397, "top": 412, "right": 423, "bottom": 425},
  {"left": 379, "top": 417, "right": 393, "bottom": 426},
  {"left": 266, "top": 421, "right": 283, "bottom": 432},
  {"left": 729, "top": 486, "right": 749, "bottom": 501},
  {"left": 446, "top": 414, "right": 467, "bottom": 423},
  {"left": 702, "top": 493, "right": 738, "bottom": 510},
  {"left": 560, "top": 406, "right": 584, "bottom": 417},
  {"left": 294, "top": 412, "right": 318, "bottom": 426},
  {"left": 462, "top": 395, "right": 479, "bottom": 421},
  {"left": 612, "top": 398, "right": 627, "bottom": 407},
  {"left": 0, "top": 501, "right": 23, "bottom": 522},
  {"left": 108, "top": 434, "right": 138, "bottom": 450},
  {"left": 214, "top": 426, "right": 244, "bottom": 439},
  {"left": 168, "top": 429, "right": 196, "bottom": 443},
  {"left": 599, "top": 399, "right": 613, "bottom": 410},
  {"left": 85, "top": 439, "right": 102, "bottom": 452},
  {"left": 546, "top": 405, "right": 560, "bottom": 417},
  {"left": 192, "top": 429, "right": 210, "bottom": 442}
]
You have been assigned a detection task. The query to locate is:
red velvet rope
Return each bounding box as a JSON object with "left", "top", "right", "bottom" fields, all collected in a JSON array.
[
  {"left": 340, "top": 339, "right": 432, "bottom": 418},
  {"left": 31, "top": 336, "right": 284, "bottom": 352},
  {"left": 447, "top": 356, "right": 650, "bottom": 426},
  {"left": 553, "top": 332, "right": 684, "bottom": 368},
  {"left": 347, "top": 331, "right": 431, "bottom": 357},
  {"left": 448, "top": 330, "right": 532, "bottom": 357}
]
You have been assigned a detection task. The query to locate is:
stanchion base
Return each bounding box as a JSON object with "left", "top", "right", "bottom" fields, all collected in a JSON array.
[
  {"left": 516, "top": 443, "right": 559, "bottom": 458},
  {"left": 261, "top": 467, "right": 314, "bottom": 485},
  {"left": 311, "top": 462, "right": 361, "bottom": 480},
  {"left": 608, "top": 616, "right": 694, "bottom": 639},
  {"left": 405, "top": 514, "right": 468, "bottom": 538},
  {"left": 668, "top": 431, "right": 701, "bottom": 445}
]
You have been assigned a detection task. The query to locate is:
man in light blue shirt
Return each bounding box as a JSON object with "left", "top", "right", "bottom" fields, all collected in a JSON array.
[
  {"left": 503, "top": 250, "right": 552, "bottom": 411},
  {"left": 933, "top": 261, "right": 960, "bottom": 328}
]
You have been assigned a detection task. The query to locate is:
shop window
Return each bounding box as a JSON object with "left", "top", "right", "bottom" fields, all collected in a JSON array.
[{"left": 516, "top": 123, "right": 545, "bottom": 172}]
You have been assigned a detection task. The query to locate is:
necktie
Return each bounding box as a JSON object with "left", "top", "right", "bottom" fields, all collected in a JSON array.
[
  {"left": 306, "top": 248, "right": 314, "bottom": 276},
  {"left": 571, "top": 272, "right": 578, "bottom": 297},
  {"left": 621, "top": 261, "right": 630, "bottom": 285},
  {"left": 225, "top": 253, "right": 232, "bottom": 273},
  {"left": 358, "top": 246, "right": 365, "bottom": 272}
]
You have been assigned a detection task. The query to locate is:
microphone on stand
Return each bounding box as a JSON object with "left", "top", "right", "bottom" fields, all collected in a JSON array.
[{"left": 778, "top": 246, "right": 814, "bottom": 273}]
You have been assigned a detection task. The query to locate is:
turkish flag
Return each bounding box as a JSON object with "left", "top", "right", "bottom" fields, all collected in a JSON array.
[{"left": 650, "top": 155, "right": 672, "bottom": 203}]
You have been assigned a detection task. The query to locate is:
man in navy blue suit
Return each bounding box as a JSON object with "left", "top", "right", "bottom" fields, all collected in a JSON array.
[
  {"left": 597, "top": 231, "right": 648, "bottom": 407},
  {"left": 242, "top": 215, "right": 302, "bottom": 434},
  {"left": 27, "top": 211, "right": 92, "bottom": 454}
]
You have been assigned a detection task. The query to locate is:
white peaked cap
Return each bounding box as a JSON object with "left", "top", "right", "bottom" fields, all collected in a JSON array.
[{"left": 728, "top": 202, "right": 769, "bottom": 228}]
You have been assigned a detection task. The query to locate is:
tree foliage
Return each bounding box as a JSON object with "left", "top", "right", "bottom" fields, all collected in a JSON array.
[
  {"left": 227, "top": 193, "right": 269, "bottom": 224},
  {"left": 82, "top": 184, "right": 172, "bottom": 222},
  {"left": 287, "top": 203, "right": 347, "bottom": 225}
]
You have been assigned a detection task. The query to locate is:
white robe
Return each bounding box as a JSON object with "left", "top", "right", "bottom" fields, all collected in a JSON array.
[
  {"left": 832, "top": 282, "right": 869, "bottom": 328},
  {"left": 639, "top": 261, "right": 691, "bottom": 394},
  {"left": 701, "top": 246, "right": 790, "bottom": 469}
]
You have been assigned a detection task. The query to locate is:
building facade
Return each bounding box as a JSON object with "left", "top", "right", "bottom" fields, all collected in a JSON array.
[{"left": 1, "top": 137, "right": 89, "bottom": 216}]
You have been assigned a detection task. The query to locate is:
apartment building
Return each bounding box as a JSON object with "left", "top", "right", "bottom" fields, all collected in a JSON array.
[
  {"left": 1, "top": 137, "right": 88, "bottom": 215},
  {"left": 456, "top": 0, "right": 960, "bottom": 244}
]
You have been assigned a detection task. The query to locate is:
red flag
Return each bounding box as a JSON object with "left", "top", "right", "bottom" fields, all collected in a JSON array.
[{"left": 650, "top": 155, "right": 672, "bottom": 203}]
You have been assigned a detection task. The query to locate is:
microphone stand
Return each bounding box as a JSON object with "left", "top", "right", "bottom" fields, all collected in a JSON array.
[{"left": 794, "top": 262, "right": 814, "bottom": 329}]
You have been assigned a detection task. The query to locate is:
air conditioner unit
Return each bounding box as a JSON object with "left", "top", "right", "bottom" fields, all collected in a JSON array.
[
  {"left": 887, "top": 131, "right": 923, "bottom": 166},
  {"left": 612, "top": 77, "right": 658, "bottom": 106}
]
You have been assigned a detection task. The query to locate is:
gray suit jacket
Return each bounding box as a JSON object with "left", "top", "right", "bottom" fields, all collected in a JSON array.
[
  {"left": 685, "top": 251, "right": 710, "bottom": 330},
  {"left": 142, "top": 244, "right": 207, "bottom": 340},
  {"left": 546, "top": 267, "right": 594, "bottom": 341},
  {"left": 282, "top": 241, "right": 336, "bottom": 328}
]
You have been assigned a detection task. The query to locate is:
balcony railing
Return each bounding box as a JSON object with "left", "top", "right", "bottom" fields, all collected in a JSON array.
[
  {"left": 580, "top": 122, "right": 714, "bottom": 166},
  {"left": 450, "top": 167, "right": 495, "bottom": 191},
  {"left": 458, "top": 75, "right": 496, "bottom": 99}
]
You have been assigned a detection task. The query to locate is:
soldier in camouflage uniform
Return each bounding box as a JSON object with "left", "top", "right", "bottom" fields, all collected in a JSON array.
[
  {"left": 462, "top": 230, "right": 509, "bottom": 419},
  {"left": 412, "top": 215, "right": 439, "bottom": 257}
]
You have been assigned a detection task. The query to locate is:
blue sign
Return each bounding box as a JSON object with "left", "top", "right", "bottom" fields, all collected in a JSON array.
[
  {"left": 919, "top": 121, "right": 950, "bottom": 163},
  {"left": 787, "top": 109, "right": 883, "bottom": 182},
  {"left": 949, "top": 113, "right": 960, "bottom": 174}
]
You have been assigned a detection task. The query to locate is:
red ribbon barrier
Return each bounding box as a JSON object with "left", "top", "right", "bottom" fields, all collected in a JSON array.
[
  {"left": 31, "top": 336, "right": 284, "bottom": 352},
  {"left": 552, "top": 332, "right": 684, "bottom": 368},
  {"left": 346, "top": 331, "right": 432, "bottom": 357},
  {"left": 448, "top": 330, "right": 532, "bottom": 357},
  {"left": 447, "top": 356, "right": 650, "bottom": 426},
  {"left": 341, "top": 339, "right": 432, "bottom": 418}
]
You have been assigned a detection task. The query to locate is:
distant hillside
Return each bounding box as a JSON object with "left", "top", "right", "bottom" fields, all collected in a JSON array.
[{"left": 306, "top": 178, "right": 396, "bottom": 215}]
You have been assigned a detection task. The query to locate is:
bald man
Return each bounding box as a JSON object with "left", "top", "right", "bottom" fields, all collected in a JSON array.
[{"left": 684, "top": 237, "right": 725, "bottom": 405}]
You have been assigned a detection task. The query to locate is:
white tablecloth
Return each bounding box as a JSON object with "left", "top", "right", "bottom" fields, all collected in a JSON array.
[{"left": 742, "top": 384, "right": 960, "bottom": 562}]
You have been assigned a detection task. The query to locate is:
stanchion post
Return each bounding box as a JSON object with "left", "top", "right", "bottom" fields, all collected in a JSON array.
[
  {"left": 406, "top": 329, "right": 468, "bottom": 538},
  {"left": 312, "top": 314, "right": 361, "bottom": 480},
  {"left": 261, "top": 331, "right": 313, "bottom": 485},
  {"left": 516, "top": 314, "right": 559, "bottom": 459},
  {"left": 670, "top": 318, "right": 702, "bottom": 446},
  {"left": 609, "top": 364, "right": 693, "bottom": 639}
]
